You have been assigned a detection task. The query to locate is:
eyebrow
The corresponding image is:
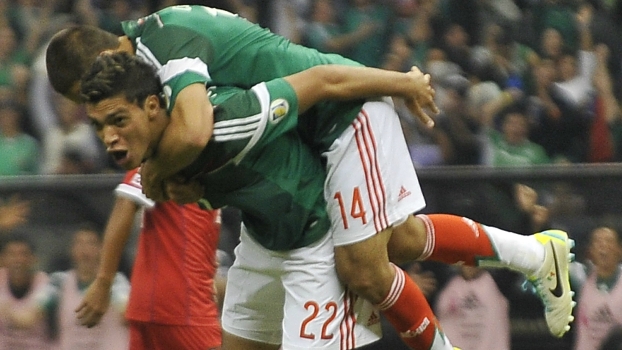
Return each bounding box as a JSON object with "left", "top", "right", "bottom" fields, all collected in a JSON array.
[{"left": 88, "top": 107, "right": 128, "bottom": 127}]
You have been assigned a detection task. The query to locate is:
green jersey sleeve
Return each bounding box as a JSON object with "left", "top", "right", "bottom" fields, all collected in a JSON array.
[{"left": 181, "top": 78, "right": 299, "bottom": 177}]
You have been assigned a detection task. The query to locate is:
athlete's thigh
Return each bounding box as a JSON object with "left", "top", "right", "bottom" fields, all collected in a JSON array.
[
  {"left": 280, "top": 232, "right": 382, "bottom": 349},
  {"left": 323, "top": 98, "right": 426, "bottom": 247},
  {"left": 221, "top": 227, "right": 285, "bottom": 346}
]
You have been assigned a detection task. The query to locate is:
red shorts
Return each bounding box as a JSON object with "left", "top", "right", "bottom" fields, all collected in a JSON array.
[{"left": 129, "top": 320, "right": 221, "bottom": 350}]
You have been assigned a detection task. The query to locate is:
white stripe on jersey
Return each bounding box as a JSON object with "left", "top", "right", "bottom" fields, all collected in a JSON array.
[
  {"left": 214, "top": 114, "right": 262, "bottom": 128},
  {"left": 213, "top": 115, "right": 262, "bottom": 141},
  {"left": 159, "top": 57, "right": 210, "bottom": 84},
  {"left": 214, "top": 130, "right": 256, "bottom": 142},
  {"left": 135, "top": 38, "right": 211, "bottom": 84},
  {"left": 135, "top": 38, "right": 162, "bottom": 69},
  {"left": 232, "top": 83, "right": 270, "bottom": 165}
]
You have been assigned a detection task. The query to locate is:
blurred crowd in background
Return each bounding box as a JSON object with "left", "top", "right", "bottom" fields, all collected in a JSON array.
[{"left": 1, "top": 0, "right": 622, "bottom": 176}]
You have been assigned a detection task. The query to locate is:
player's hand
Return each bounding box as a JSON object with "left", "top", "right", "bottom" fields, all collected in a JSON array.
[
  {"left": 405, "top": 66, "right": 439, "bottom": 128},
  {"left": 139, "top": 160, "right": 168, "bottom": 202},
  {"left": 75, "top": 277, "right": 112, "bottom": 328},
  {"left": 165, "top": 177, "right": 205, "bottom": 204}
]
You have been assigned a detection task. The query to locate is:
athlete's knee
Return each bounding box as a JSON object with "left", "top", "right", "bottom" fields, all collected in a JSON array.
[
  {"left": 387, "top": 214, "right": 428, "bottom": 264},
  {"left": 334, "top": 237, "right": 395, "bottom": 303}
]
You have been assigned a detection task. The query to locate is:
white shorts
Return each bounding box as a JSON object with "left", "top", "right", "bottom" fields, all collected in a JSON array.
[
  {"left": 221, "top": 227, "right": 382, "bottom": 350},
  {"left": 323, "top": 98, "right": 426, "bottom": 246}
]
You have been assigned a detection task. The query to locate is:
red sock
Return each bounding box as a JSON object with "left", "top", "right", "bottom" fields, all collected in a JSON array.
[
  {"left": 377, "top": 264, "right": 442, "bottom": 349},
  {"left": 417, "top": 213, "right": 497, "bottom": 265}
]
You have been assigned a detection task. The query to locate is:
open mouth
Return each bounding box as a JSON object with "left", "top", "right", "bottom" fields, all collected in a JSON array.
[{"left": 109, "top": 150, "right": 129, "bottom": 164}]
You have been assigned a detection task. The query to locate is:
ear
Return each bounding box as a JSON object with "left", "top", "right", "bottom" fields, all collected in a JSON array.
[{"left": 144, "top": 94, "right": 162, "bottom": 119}]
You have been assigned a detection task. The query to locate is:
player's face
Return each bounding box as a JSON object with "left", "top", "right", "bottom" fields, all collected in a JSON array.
[
  {"left": 86, "top": 94, "right": 163, "bottom": 170},
  {"left": 71, "top": 230, "right": 101, "bottom": 271}
]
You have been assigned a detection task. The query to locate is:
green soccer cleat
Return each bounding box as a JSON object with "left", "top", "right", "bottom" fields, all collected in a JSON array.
[{"left": 528, "top": 230, "right": 575, "bottom": 338}]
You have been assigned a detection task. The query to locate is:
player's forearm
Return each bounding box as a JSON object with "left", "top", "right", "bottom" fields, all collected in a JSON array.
[
  {"left": 150, "top": 84, "right": 214, "bottom": 178},
  {"left": 291, "top": 65, "right": 427, "bottom": 113},
  {"left": 97, "top": 197, "right": 138, "bottom": 283},
  {"left": 322, "top": 65, "right": 425, "bottom": 99}
]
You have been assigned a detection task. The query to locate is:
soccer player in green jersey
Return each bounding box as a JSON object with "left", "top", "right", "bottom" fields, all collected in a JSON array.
[
  {"left": 46, "top": 5, "right": 574, "bottom": 347},
  {"left": 80, "top": 52, "right": 455, "bottom": 349}
]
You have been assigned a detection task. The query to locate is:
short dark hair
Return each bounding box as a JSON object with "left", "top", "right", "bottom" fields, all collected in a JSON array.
[
  {"left": 1, "top": 232, "right": 36, "bottom": 254},
  {"left": 46, "top": 25, "right": 120, "bottom": 98},
  {"left": 80, "top": 52, "right": 164, "bottom": 108}
]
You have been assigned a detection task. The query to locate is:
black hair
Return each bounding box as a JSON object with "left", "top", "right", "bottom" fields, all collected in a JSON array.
[
  {"left": 46, "top": 25, "right": 120, "bottom": 98},
  {"left": 80, "top": 52, "right": 164, "bottom": 108}
]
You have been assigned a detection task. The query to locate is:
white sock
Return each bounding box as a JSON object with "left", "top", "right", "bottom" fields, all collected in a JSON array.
[
  {"left": 478, "top": 225, "right": 545, "bottom": 276},
  {"left": 430, "top": 328, "right": 454, "bottom": 350}
]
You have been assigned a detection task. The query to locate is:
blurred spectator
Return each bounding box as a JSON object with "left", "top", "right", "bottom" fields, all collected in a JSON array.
[
  {"left": 93, "top": 0, "right": 150, "bottom": 35},
  {"left": 481, "top": 102, "right": 551, "bottom": 167},
  {"left": 530, "top": 0, "right": 579, "bottom": 52},
  {"left": 341, "top": 0, "right": 392, "bottom": 67},
  {"left": 438, "top": 0, "right": 480, "bottom": 49},
  {"left": 553, "top": 3, "right": 597, "bottom": 110},
  {"left": 37, "top": 225, "right": 130, "bottom": 350},
  {"left": 0, "top": 195, "right": 30, "bottom": 235},
  {"left": 539, "top": 27, "right": 565, "bottom": 61},
  {"left": 526, "top": 56, "right": 590, "bottom": 163},
  {"left": 470, "top": 22, "right": 539, "bottom": 92},
  {"left": 384, "top": 0, "right": 437, "bottom": 70},
  {"left": 0, "top": 233, "right": 52, "bottom": 349},
  {"left": 0, "top": 100, "right": 39, "bottom": 176},
  {"left": 439, "top": 22, "right": 472, "bottom": 74},
  {"left": 586, "top": 0, "right": 622, "bottom": 97},
  {"left": 269, "top": 0, "right": 308, "bottom": 44},
  {"left": 587, "top": 44, "right": 620, "bottom": 163},
  {"left": 434, "top": 265, "right": 510, "bottom": 350},
  {"left": 574, "top": 226, "right": 622, "bottom": 350},
  {"left": 40, "top": 94, "right": 103, "bottom": 174},
  {"left": 433, "top": 74, "right": 482, "bottom": 165},
  {"left": 304, "top": 0, "right": 377, "bottom": 55},
  {"left": 0, "top": 25, "right": 31, "bottom": 106},
  {"left": 10, "top": 0, "right": 61, "bottom": 57}
]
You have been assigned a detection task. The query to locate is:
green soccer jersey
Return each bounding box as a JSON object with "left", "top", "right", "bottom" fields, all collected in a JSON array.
[
  {"left": 180, "top": 78, "right": 330, "bottom": 251},
  {"left": 121, "top": 4, "right": 365, "bottom": 152}
]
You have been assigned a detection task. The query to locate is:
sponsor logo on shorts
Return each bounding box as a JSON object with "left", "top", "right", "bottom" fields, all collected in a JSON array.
[
  {"left": 269, "top": 99, "right": 289, "bottom": 123},
  {"left": 400, "top": 317, "right": 430, "bottom": 338},
  {"left": 398, "top": 186, "right": 411, "bottom": 201}
]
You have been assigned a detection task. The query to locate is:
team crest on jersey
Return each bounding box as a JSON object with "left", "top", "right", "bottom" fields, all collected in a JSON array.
[{"left": 269, "top": 99, "right": 289, "bottom": 123}]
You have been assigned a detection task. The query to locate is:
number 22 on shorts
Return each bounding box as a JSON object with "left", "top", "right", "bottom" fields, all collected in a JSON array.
[
  {"left": 334, "top": 187, "right": 368, "bottom": 229},
  {"left": 299, "top": 300, "right": 338, "bottom": 340}
]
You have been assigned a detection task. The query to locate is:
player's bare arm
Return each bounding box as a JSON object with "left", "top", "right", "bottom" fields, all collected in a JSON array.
[
  {"left": 76, "top": 196, "right": 137, "bottom": 328},
  {"left": 140, "top": 83, "right": 214, "bottom": 201},
  {"left": 285, "top": 65, "right": 439, "bottom": 125}
]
